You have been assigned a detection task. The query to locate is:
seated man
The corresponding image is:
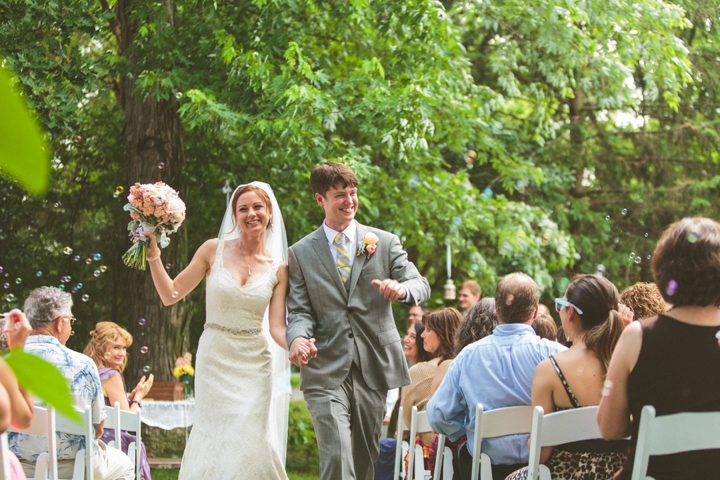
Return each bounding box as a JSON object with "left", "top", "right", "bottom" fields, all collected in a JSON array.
[
  {"left": 9, "top": 287, "right": 134, "bottom": 480},
  {"left": 427, "top": 273, "right": 566, "bottom": 480}
]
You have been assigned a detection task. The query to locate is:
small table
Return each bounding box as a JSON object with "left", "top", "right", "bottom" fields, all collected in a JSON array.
[{"left": 141, "top": 400, "right": 195, "bottom": 440}]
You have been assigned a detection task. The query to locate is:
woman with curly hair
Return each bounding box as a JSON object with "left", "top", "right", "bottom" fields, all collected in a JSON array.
[{"left": 619, "top": 282, "right": 668, "bottom": 320}]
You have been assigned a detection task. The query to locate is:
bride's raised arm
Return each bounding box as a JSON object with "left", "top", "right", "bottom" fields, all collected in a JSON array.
[{"left": 144, "top": 233, "right": 217, "bottom": 306}]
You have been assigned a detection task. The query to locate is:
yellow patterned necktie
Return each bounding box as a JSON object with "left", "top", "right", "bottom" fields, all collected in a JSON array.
[{"left": 334, "top": 233, "right": 351, "bottom": 284}]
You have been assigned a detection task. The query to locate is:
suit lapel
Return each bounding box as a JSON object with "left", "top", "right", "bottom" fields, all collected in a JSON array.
[
  {"left": 348, "top": 222, "right": 368, "bottom": 298},
  {"left": 311, "top": 226, "right": 348, "bottom": 300}
]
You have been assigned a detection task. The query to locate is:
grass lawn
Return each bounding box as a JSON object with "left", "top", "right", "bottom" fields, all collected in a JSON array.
[{"left": 150, "top": 469, "right": 318, "bottom": 480}]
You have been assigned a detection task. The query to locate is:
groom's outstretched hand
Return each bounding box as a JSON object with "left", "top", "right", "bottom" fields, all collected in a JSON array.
[
  {"left": 371, "top": 278, "right": 407, "bottom": 302},
  {"left": 289, "top": 337, "right": 317, "bottom": 367}
]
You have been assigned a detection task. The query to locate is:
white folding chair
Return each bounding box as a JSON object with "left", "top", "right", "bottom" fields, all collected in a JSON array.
[
  {"left": 393, "top": 406, "right": 410, "bottom": 480},
  {"left": 630, "top": 405, "right": 720, "bottom": 480},
  {"left": 55, "top": 407, "right": 93, "bottom": 480},
  {"left": 8, "top": 405, "right": 58, "bottom": 480},
  {"left": 102, "top": 402, "right": 142, "bottom": 480},
  {"left": 470, "top": 404, "right": 534, "bottom": 480},
  {"left": 526, "top": 406, "right": 601, "bottom": 480},
  {"left": 0, "top": 432, "right": 13, "bottom": 480},
  {"left": 432, "top": 432, "right": 454, "bottom": 480},
  {"left": 409, "top": 406, "right": 443, "bottom": 480}
]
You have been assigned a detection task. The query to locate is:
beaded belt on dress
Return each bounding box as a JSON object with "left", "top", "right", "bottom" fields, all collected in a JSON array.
[{"left": 204, "top": 323, "right": 262, "bottom": 336}]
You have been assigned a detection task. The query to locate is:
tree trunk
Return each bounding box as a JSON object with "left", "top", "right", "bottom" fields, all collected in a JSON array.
[{"left": 115, "top": 0, "right": 189, "bottom": 385}]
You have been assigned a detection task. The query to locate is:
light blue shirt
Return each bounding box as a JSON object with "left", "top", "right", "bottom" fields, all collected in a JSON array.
[
  {"left": 9, "top": 335, "right": 106, "bottom": 461},
  {"left": 427, "top": 323, "right": 566, "bottom": 465}
]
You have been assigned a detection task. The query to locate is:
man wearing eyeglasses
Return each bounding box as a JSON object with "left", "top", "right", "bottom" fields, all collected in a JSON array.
[
  {"left": 427, "top": 273, "right": 567, "bottom": 480},
  {"left": 9, "top": 286, "right": 134, "bottom": 480}
]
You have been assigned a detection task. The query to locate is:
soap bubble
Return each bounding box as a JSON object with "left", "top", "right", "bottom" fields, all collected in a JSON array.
[
  {"left": 140, "top": 346, "right": 148, "bottom": 354},
  {"left": 100, "top": 265, "right": 108, "bottom": 273},
  {"left": 452, "top": 217, "right": 462, "bottom": 225},
  {"left": 629, "top": 252, "right": 635, "bottom": 259},
  {"left": 596, "top": 264, "right": 606, "bottom": 273},
  {"left": 621, "top": 208, "right": 628, "bottom": 215},
  {"left": 93, "top": 270, "right": 101, "bottom": 277},
  {"left": 71, "top": 287, "right": 78, "bottom": 294},
  {"left": 5, "top": 294, "right": 15, "bottom": 303},
  {"left": 666, "top": 280, "right": 678, "bottom": 296},
  {"left": 483, "top": 188, "right": 494, "bottom": 197},
  {"left": 113, "top": 186, "right": 124, "bottom": 198},
  {"left": 14, "top": 278, "right": 21, "bottom": 285},
  {"left": 634, "top": 257, "right": 641, "bottom": 264},
  {"left": 605, "top": 215, "right": 610, "bottom": 221},
  {"left": 76, "top": 283, "right": 83, "bottom": 289},
  {"left": 171, "top": 291, "right": 179, "bottom": 299},
  {"left": 85, "top": 258, "right": 92, "bottom": 265},
  {"left": 715, "top": 331, "right": 720, "bottom": 340},
  {"left": 408, "top": 174, "right": 420, "bottom": 188},
  {"left": 0, "top": 267, "right": 2, "bottom": 273},
  {"left": 143, "top": 365, "right": 151, "bottom": 373},
  {"left": 502, "top": 241, "right": 511, "bottom": 251},
  {"left": 36, "top": 271, "right": 42, "bottom": 277},
  {"left": 81, "top": 294, "right": 89, "bottom": 302},
  {"left": 470, "top": 263, "right": 480, "bottom": 272},
  {"left": 165, "top": 263, "right": 172, "bottom": 270},
  {"left": 63, "top": 247, "right": 73, "bottom": 255},
  {"left": 2, "top": 283, "right": 8, "bottom": 289},
  {"left": 74, "top": 255, "right": 80, "bottom": 262},
  {"left": 93, "top": 253, "right": 102, "bottom": 261},
  {"left": 138, "top": 318, "right": 146, "bottom": 326},
  {"left": 157, "top": 162, "right": 165, "bottom": 169},
  {"left": 644, "top": 232, "right": 649, "bottom": 238},
  {"left": 646, "top": 255, "right": 651, "bottom": 260},
  {"left": 601, "top": 379, "right": 613, "bottom": 397},
  {"left": 58, "top": 284, "right": 65, "bottom": 291},
  {"left": 505, "top": 294, "right": 515, "bottom": 305},
  {"left": 686, "top": 232, "right": 698, "bottom": 243}
]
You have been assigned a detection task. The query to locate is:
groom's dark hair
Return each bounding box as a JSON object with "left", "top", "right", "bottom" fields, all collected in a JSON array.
[{"left": 311, "top": 162, "right": 358, "bottom": 196}]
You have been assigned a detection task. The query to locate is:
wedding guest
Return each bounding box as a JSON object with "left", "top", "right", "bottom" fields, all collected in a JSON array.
[
  {"left": 458, "top": 281, "right": 481, "bottom": 314},
  {"left": 506, "top": 275, "right": 627, "bottom": 480},
  {"left": 555, "top": 326, "right": 571, "bottom": 348},
  {"left": 83, "top": 322, "right": 154, "bottom": 479},
  {"left": 598, "top": 217, "right": 720, "bottom": 479},
  {"left": 408, "top": 304, "right": 429, "bottom": 329},
  {"left": 9, "top": 287, "right": 134, "bottom": 480},
  {"left": 427, "top": 273, "right": 566, "bottom": 480},
  {"left": 532, "top": 313, "right": 557, "bottom": 341},
  {"left": 619, "top": 282, "right": 667, "bottom": 320},
  {"left": 537, "top": 304, "right": 551, "bottom": 317}
]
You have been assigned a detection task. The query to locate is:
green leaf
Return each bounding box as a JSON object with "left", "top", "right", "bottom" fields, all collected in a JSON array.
[
  {"left": 0, "top": 63, "right": 50, "bottom": 195},
  {"left": 4, "top": 350, "right": 81, "bottom": 424}
]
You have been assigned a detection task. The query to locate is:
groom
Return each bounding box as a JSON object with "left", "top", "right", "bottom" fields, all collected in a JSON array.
[{"left": 286, "top": 162, "right": 430, "bottom": 480}]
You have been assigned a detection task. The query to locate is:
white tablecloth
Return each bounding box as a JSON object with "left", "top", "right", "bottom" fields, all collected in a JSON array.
[{"left": 141, "top": 400, "right": 195, "bottom": 430}]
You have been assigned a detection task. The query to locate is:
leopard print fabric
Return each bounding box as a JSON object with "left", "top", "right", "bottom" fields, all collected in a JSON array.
[{"left": 504, "top": 449, "right": 626, "bottom": 480}]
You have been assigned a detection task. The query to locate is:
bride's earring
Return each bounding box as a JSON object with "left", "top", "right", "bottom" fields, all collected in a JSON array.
[{"left": 268, "top": 216, "right": 273, "bottom": 228}]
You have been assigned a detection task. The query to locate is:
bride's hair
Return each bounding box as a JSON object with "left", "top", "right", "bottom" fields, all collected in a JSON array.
[
  {"left": 83, "top": 321, "right": 133, "bottom": 372},
  {"left": 229, "top": 185, "right": 273, "bottom": 234}
]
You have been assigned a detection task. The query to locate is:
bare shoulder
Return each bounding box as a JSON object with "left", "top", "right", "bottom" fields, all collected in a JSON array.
[
  {"left": 612, "top": 320, "right": 644, "bottom": 370},
  {"left": 534, "top": 356, "right": 557, "bottom": 382},
  {"left": 198, "top": 238, "right": 220, "bottom": 256}
]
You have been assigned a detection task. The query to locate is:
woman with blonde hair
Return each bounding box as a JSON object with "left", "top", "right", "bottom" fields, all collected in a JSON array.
[{"left": 84, "top": 322, "right": 153, "bottom": 479}]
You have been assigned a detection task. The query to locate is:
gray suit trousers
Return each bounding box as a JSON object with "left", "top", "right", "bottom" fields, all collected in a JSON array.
[{"left": 304, "top": 363, "right": 388, "bottom": 480}]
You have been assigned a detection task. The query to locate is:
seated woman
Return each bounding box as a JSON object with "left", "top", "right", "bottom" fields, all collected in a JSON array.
[
  {"left": 506, "top": 274, "right": 627, "bottom": 480},
  {"left": 374, "top": 319, "right": 434, "bottom": 480},
  {"left": 598, "top": 217, "right": 720, "bottom": 479},
  {"left": 619, "top": 282, "right": 668, "bottom": 320},
  {"left": 403, "top": 307, "right": 461, "bottom": 477},
  {"left": 83, "top": 322, "right": 154, "bottom": 480}
]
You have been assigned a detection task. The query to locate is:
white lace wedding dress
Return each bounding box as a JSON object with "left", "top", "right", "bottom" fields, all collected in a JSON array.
[{"left": 178, "top": 240, "right": 288, "bottom": 479}]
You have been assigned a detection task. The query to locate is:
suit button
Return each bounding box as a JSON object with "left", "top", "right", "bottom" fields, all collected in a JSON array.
[{"left": 348, "top": 332, "right": 354, "bottom": 338}]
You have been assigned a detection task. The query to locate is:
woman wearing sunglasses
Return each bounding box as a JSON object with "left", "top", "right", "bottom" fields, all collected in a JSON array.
[{"left": 506, "top": 275, "right": 627, "bottom": 480}]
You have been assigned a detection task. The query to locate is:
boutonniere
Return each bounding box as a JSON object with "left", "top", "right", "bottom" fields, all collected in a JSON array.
[{"left": 357, "top": 232, "right": 379, "bottom": 257}]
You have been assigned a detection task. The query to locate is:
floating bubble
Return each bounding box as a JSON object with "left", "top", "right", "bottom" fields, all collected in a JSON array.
[
  {"left": 605, "top": 215, "right": 610, "bottom": 221},
  {"left": 143, "top": 365, "right": 151, "bottom": 373},
  {"left": 113, "top": 186, "right": 124, "bottom": 198},
  {"left": 464, "top": 150, "right": 477, "bottom": 165},
  {"left": 505, "top": 294, "right": 515, "bottom": 306},
  {"left": 138, "top": 318, "right": 146, "bottom": 326},
  {"left": 58, "top": 284, "right": 65, "bottom": 291},
  {"left": 113, "top": 191, "right": 121, "bottom": 198},
  {"left": 74, "top": 255, "right": 81, "bottom": 262},
  {"left": 516, "top": 180, "right": 526, "bottom": 193},
  {"left": 171, "top": 291, "right": 179, "bottom": 299},
  {"left": 36, "top": 271, "right": 42, "bottom": 277},
  {"left": 60, "top": 276, "right": 68, "bottom": 283},
  {"left": 646, "top": 255, "right": 651, "bottom": 260},
  {"left": 601, "top": 379, "right": 613, "bottom": 397},
  {"left": 502, "top": 241, "right": 511, "bottom": 251},
  {"left": 81, "top": 294, "right": 89, "bottom": 302},
  {"left": 71, "top": 288, "right": 78, "bottom": 294},
  {"left": 686, "top": 232, "right": 698, "bottom": 243},
  {"left": 165, "top": 263, "right": 172, "bottom": 270},
  {"left": 5, "top": 294, "right": 15, "bottom": 303},
  {"left": 629, "top": 252, "right": 635, "bottom": 259},
  {"left": 483, "top": 188, "right": 494, "bottom": 197},
  {"left": 596, "top": 264, "right": 606, "bottom": 273},
  {"left": 634, "top": 257, "right": 641, "bottom": 264},
  {"left": 408, "top": 174, "right": 420, "bottom": 188},
  {"left": 716, "top": 331, "right": 720, "bottom": 340},
  {"left": 76, "top": 283, "right": 83, "bottom": 289},
  {"left": 63, "top": 247, "right": 73, "bottom": 255},
  {"left": 140, "top": 346, "right": 148, "bottom": 354},
  {"left": 452, "top": 217, "right": 462, "bottom": 225},
  {"left": 621, "top": 208, "right": 628, "bottom": 215},
  {"left": 93, "top": 253, "right": 102, "bottom": 261},
  {"left": 74, "top": 135, "right": 81, "bottom": 143},
  {"left": 85, "top": 258, "right": 92, "bottom": 265},
  {"left": 644, "top": 232, "right": 649, "bottom": 238},
  {"left": 470, "top": 263, "right": 480, "bottom": 272},
  {"left": 14, "top": 278, "right": 21, "bottom": 285},
  {"left": 93, "top": 270, "right": 101, "bottom": 277},
  {"left": 157, "top": 162, "right": 165, "bottom": 169},
  {"left": 2, "top": 283, "right": 8, "bottom": 289},
  {"left": 0, "top": 267, "right": 3, "bottom": 274},
  {"left": 100, "top": 265, "right": 108, "bottom": 273},
  {"left": 666, "top": 279, "right": 678, "bottom": 296}
]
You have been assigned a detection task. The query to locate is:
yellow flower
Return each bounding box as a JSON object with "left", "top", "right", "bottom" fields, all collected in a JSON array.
[
  {"left": 173, "top": 366, "right": 184, "bottom": 378},
  {"left": 183, "top": 365, "right": 195, "bottom": 376}
]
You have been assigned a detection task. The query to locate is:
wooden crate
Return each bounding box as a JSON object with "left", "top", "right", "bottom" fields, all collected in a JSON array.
[{"left": 145, "top": 381, "right": 185, "bottom": 401}]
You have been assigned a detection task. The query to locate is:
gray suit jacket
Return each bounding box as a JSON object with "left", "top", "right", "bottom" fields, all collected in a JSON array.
[{"left": 286, "top": 222, "right": 430, "bottom": 391}]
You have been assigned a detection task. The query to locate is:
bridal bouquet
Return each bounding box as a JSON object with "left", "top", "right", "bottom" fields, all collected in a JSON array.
[{"left": 122, "top": 182, "right": 186, "bottom": 270}]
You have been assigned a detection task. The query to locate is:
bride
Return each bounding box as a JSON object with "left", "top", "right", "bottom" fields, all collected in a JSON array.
[{"left": 144, "top": 182, "right": 314, "bottom": 478}]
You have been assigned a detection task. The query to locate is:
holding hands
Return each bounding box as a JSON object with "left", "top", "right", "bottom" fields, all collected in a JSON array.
[{"left": 289, "top": 337, "right": 317, "bottom": 368}]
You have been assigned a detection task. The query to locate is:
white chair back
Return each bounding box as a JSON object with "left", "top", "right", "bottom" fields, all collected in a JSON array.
[
  {"left": 55, "top": 407, "right": 93, "bottom": 480},
  {"left": 630, "top": 405, "right": 720, "bottom": 480},
  {"left": 393, "top": 406, "right": 410, "bottom": 480},
  {"left": 471, "top": 404, "right": 534, "bottom": 480},
  {"left": 408, "top": 406, "right": 436, "bottom": 480},
  {"left": 102, "top": 402, "right": 142, "bottom": 480},
  {"left": 0, "top": 432, "right": 12, "bottom": 480},
  {"left": 8, "top": 405, "right": 58, "bottom": 480},
  {"left": 526, "top": 406, "right": 601, "bottom": 480}
]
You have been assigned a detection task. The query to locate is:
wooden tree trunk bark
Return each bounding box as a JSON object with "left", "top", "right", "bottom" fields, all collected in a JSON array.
[{"left": 115, "top": 0, "right": 189, "bottom": 385}]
